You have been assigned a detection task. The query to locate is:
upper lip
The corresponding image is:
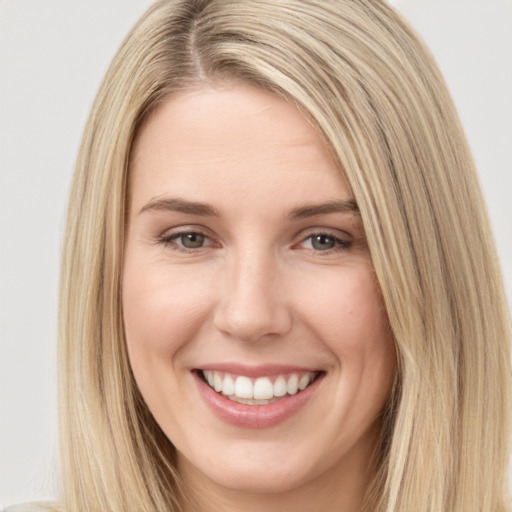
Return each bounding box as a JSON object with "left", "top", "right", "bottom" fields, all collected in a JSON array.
[{"left": 195, "top": 363, "right": 322, "bottom": 378}]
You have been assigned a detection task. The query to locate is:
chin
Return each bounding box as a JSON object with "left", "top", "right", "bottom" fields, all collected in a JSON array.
[{"left": 179, "top": 452, "right": 319, "bottom": 495}]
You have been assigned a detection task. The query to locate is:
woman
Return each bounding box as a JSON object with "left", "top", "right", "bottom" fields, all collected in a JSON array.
[{"left": 17, "top": 0, "right": 512, "bottom": 510}]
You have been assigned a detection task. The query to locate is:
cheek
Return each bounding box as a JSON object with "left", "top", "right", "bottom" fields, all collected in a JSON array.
[
  {"left": 121, "top": 255, "right": 219, "bottom": 428},
  {"left": 122, "top": 257, "right": 214, "bottom": 367},
  {"left": 298, "top": 265, "right": 390, "bottom": 351},
  {"left": 297, "top": 264, "right": 396, "bottom": 399}
]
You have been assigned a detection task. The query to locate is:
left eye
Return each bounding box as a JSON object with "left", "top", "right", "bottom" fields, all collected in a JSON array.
[{"left": 301, "top": 234, "right": 350, "bottom": 251}]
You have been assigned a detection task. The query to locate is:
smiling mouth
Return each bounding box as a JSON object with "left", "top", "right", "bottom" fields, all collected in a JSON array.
[{"left": 199, "top": 370, "right": 322, "bottom": 405}]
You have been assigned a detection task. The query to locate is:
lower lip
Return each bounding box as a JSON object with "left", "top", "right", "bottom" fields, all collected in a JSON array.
[{"left": 194, "top": 372, "right": 324, "bottom": 429}]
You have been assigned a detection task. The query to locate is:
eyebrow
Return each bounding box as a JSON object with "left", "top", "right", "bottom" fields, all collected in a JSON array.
[
  {"left": 288, "top": 199, "right": 359, "bottom": 219},
  {"left": 139, "top": 197, "right": 221, "bottom": 217},
  {"left": 139, "top": 197, "right": 359, "bottom": 219}
]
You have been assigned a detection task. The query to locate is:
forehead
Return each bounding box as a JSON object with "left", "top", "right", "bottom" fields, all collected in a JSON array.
[{"left": 129, "top": 84, "right": 352, "bottom": 213}]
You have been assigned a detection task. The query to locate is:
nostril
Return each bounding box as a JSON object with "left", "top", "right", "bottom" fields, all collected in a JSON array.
[
  {"left": 212, "top": 260, "right": 292, "bottom": 341},
  {"left": 213, "top": 296, "right": 292, "bottom": 342}
]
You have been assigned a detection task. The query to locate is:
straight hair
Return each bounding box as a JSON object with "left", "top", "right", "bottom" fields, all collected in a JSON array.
[{"left": 58, "top": 1, "right": 511, "bottom": 510}]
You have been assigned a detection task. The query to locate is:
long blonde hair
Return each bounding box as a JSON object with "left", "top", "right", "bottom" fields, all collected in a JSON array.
[{"left": 58, "top": 1, "right": 511, "bottom": 510}]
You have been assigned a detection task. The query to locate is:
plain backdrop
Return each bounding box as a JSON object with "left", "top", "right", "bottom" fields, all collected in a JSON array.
[{"left": 1, "top": 0, "right": 511, "bottom": 507}]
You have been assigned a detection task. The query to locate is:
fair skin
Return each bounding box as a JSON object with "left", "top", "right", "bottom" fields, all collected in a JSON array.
[{"left": 123, "top": 83, "right": 396, "bottom": 512}]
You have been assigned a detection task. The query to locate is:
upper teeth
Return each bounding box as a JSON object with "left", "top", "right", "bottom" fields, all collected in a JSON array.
[{"left": 202, "top": 370, "right": 316, "bottom": 400}]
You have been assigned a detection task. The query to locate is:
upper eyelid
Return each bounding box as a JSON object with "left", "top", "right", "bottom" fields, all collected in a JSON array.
[
  {"left": 155, "top": 226, "right": 216, "bottom": 249},
  {"left": 295, "top": 226, "right": 352, "bottom": 241},
  {"left": 295, "top": 233, "right": 351, "bottom": 248},
  {"left": 159, "top": 224, "right": 213, "bottom": 238}
]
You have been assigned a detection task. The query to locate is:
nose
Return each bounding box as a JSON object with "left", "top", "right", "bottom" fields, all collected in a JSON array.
[{"left": 213, "top": 249, "right": 292, "bottom": 342}]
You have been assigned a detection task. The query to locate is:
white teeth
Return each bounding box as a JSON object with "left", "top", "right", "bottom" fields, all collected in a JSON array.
[
  {"left": 235, "top": 376, "right": 253, "bottom": 398},
  {"left": 204, "top": 370, "right": 214, "bottom": 387},
  {"left": 273, "top": 376, "right": 287, "bottom": 397},
  {"left": 213, "top": 372, "right": 223, "bottom": 392},
  {"left": 202, "top": 370, "right": 317, "bottom": 401},
  {"left": 298, "top": 374, "right": 310, "bottom": 390},
  {"left": 287, "top": 374, "right": 299, "bottom": 395},
  {"left": 253, "top": 377, "right": 274, "bottom": 400},
  {"left": 223, "top": 374, "right": 235, "bottom": 395}
]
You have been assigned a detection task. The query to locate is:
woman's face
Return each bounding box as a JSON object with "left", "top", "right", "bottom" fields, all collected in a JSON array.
[{"left": 123, "top": 84, "right": 395, "bottom": 502}]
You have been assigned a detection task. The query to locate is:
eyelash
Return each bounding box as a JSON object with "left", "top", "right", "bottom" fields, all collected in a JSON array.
[
  {"left": 157, "top": 230, "right": 215, "bottom": 253},
  {"left": 298, "top": 231, "right": 353, "bottom": 253},
  {"left": 156, "top": 228, "right": 352, "bottom": 254}
]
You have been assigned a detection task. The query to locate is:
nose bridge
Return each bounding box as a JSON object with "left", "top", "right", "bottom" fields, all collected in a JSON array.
[{"left": 214, "top": 243, "right": 292, "bottom": 342}]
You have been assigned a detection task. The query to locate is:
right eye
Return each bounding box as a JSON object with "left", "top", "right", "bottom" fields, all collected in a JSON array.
[
  {"left": 173, "top": 232, "right": 208, "bottom": 249},
  {"left": 158, "top": 230, "right": 215, "bottom": 252}
]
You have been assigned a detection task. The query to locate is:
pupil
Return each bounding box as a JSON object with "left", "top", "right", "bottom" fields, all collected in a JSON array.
[
  {"left": 182, "top": 233, "right": 204, "bottom": 248},
  {"left": 312, "top": 235, "right": 335, "bottom": 250}
]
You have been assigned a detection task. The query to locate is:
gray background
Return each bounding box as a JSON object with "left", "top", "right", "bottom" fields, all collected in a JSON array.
[{"left": 1, "top": 0, "right": 511, "bottom": 506}]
